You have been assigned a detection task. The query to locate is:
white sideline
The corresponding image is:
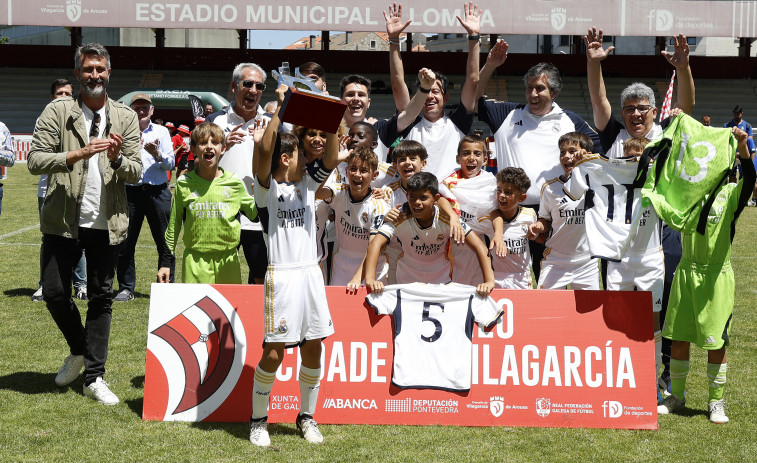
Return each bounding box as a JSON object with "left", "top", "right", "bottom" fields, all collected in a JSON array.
[{"left": 0, "top": 224, "right": 39, "bottom": 240}]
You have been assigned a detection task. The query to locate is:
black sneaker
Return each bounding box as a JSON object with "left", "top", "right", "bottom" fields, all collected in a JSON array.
[{"left": 114, "top": 289, "right": 134, "bottom": 302}]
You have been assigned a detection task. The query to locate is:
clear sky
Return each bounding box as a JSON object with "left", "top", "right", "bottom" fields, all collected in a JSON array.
[{"left": 247, "top": 30, "right": 322, "bottom": 49}]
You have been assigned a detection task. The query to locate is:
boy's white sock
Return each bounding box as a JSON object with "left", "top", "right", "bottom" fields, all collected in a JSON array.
[
  {"left": 251, "top": 365, "right": 276, "bottom": 420},
  {"left": 299, "top": 365, "right": 321, "bottom": 416}
]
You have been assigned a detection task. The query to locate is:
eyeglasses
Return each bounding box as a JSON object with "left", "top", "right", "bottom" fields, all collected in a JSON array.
[
  {"left": 622, "top": 104, "right": 653, "bottom": 115},
  {"left": 240, "top": 81, "right": 266, "bottom": 91}
]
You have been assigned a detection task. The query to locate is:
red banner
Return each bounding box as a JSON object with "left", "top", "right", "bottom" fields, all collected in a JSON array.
[{"left": 143, "top": 284, "right": 657, "bottom": 429}]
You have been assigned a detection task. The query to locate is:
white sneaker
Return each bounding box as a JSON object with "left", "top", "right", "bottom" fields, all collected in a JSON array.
[
  {"left": 31, "top": 287, "right": 44, "bottom": 302},
  {"left": 708, "top": 399, "right": 729, "bottom": 424},
  {"left": 296, "top": 414, "right": 324, "bottom": 444},
  {"left": 83, "top": 377, "right": 119, "bottom": 405},
  {"left": 249, "top": 417, "right": 271, "bottom": 447},
  {"left": 75, "top": 286, "right": 87, "bottom": 300},
  {"left": 54, "top": 354, "right": 84, "bottom": 386},
  {"left": 657, "top": 394, "right": 685, "bottom": 415}
]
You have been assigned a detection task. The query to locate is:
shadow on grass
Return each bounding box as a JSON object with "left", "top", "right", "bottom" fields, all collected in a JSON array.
[
  {"left": 0, "top": 371, "right": 72, "bottom": 394},
  {"left": 189, "top": 420, "right": 300, "bottom": 441},
  {"left": 131, "top": 375, "right": 145, "bottom": 389},
  {"left": 125, "top": 397, "right": 144, "bottom": 418},
  {"left": 3, "top": 287, "right": 149, "bottom": 300},
  {"left": 4, "top": 287, "right": 37, "bottom": 298}
]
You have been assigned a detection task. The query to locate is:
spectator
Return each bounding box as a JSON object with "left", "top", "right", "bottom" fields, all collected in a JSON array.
[
  {"left": 724, "top": 105, "right": 752, "bottom": 137},
  {"left": 207, "top": 63, "right": 271, "bottom": 284},
  {"left": 0, "top": 120, "right": 14, "bottom": 216},
  {"left": 114, "top": 94, "right": 175, "bottom": 302},
  {"left": 27, "top": 42, "right": 142, "bottom": 405}
]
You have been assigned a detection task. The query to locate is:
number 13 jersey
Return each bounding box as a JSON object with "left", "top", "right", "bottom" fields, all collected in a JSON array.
[{"left": 365, "top": 283, "right": 503, "bottom": 392}]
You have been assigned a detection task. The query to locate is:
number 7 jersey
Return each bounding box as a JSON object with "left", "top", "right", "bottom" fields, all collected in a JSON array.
[{"left": 365, "top": 283, "right": 503, "bottom": 392}]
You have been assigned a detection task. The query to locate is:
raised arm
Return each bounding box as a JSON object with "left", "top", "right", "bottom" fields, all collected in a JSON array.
[
  {"left": 385, "top": 3, "right": 412, "bottom": 112},
  {"left": 255, "top": 84, "right": 287, "bottom": 187},
  {"left": 457, "top": 2, "right": 482, "bottom": 113},
  {"left": 322, "top": 131, "right": 340, "bottom": 171},
  {"left": 396, "top": 68, "right": 436, "bottom": 132},
  {"left": 584, "top": 27, "right": 614, "bottom": 132},
  {"left": 476, "top": 40, "right": 509, "bottom": 104},
  {"left": 661, "top": 34, "right": 695, "bottom": 115}
]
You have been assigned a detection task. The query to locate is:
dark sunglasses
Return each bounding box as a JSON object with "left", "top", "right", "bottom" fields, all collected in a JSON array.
[{"left": 241, "top": 81, "right": 266, "bottom": 91}]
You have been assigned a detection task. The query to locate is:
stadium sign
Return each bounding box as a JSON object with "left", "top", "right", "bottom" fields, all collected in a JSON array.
[
  {"left": 2, "top": 1, "right": 756, "bottom": 37},
  {"left": 144, "top": 284, "right": 657, "bottom": 429}
]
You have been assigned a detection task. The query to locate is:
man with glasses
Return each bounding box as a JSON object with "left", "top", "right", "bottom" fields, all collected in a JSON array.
[
  {"left": 584, "top": 28, "right": 694, "bottom": 157},
  {"left": 207, "top": 63, "right": 270, "bottom": 284},
  {"left": 584, "top": 27, "right": 695, "bottom": 405},
  {"left": 27, "top": 43, "right": 142, "bottom": 405}
]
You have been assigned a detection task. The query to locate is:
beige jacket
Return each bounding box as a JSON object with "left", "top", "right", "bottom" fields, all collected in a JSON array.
[{"left": 28, "top": 95, "right": 142, "bottom": 245}]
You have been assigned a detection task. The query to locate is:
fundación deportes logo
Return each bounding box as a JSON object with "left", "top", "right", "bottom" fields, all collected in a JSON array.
[{"left": 602, "top": 400, "right": 623, "bottom": 418}]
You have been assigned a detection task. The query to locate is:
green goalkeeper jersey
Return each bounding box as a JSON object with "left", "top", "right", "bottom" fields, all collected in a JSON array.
[
  {"left": 166, "top": 168, "right": 257, "bottom": 254},
  {"left": 641, "top": 113, "right": 736, "bottom": 234},
  {"left": 680, "top": 181, "right": 742, "bottom": 266}
]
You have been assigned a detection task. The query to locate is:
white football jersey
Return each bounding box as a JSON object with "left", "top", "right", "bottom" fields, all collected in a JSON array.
[
  {"left": 366, "top": 282, "right": 503, "bottom": 391},
  {"left": 254, "top": 174, "right": 320, "bottom": 265},
  {"left": 373, "top": 162, "right": 399, "bottom": 189},
  {"left": 328, "top": 183, "right": 390, "bottom": 255},
  {"left": 539, "top": 176, "right": 589, "bottom": 256},
  {"left": 489, "top": 206, "right": 536, "bottom": 278},
  {"left": 564, "top": 153, "right": 659, "bottom": 261},
  {"left": 376, "top": 206, "right": 471, "bottom": 284},
  {"left": 327, "top": 183, "right": 390, "bottom": 284}
]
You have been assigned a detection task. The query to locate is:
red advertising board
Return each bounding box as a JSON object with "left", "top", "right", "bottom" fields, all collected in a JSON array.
[{"left": 143, "top": 284, "right": 657, "bottom": 429}]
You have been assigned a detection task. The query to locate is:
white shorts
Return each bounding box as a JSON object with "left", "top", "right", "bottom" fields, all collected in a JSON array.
[
  {"left": 538, "top": 249, "right": 600, "bottom": 290},
  {"left": 330, "top": 248, "right": 387, "bottom": 286},
  {"left": 450, "top": 243, "right": 485, "bottom": 286},
  {"left": 606, "top": 247, "right": 664, "bottom": 313},
  {"left": 494, "top": 272, "right": 532, "bottom": 289},
  {"left": 264, "top": 261, "right": 335, "bottom": 345}
]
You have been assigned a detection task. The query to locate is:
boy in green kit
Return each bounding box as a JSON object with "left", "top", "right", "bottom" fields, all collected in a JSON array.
[
  {"left": 657, "top": 127, "right": 754, "bottom": 424},
  {"left": 158, "top": 122, "right": 256, "bottom": 284}
]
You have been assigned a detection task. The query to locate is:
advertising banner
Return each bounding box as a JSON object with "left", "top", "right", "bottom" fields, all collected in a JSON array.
[
  {"left": 144, "top": 284, "right": 657, "bottom": 429},
  {"left": 2, "top": 1, "right": 755, "bottom": 37}
]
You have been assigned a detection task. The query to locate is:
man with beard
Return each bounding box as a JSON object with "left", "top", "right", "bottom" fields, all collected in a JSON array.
[
  {"left": 207, "top": 63, "right": 270, "bottom": 284},
  {"left": 27, "top": 43, "right": 142, "bottom": 405}
]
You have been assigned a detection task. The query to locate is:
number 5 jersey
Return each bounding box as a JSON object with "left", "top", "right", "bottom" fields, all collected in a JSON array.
[{"left": 365, "top": 283, "right": 503, "bottom": 392}]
